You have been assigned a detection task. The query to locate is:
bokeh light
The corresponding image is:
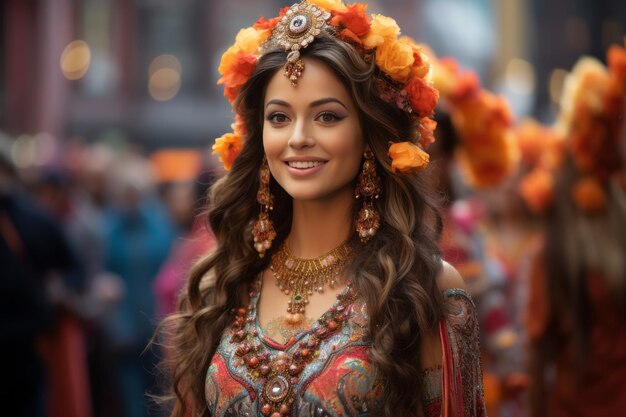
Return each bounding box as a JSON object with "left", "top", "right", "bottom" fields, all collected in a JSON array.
[
  {"left": 60, "top": 40, "right": 91, "bottom": 80},
  {"left": 549, "top": 68, "right": 568, "bottom": 104},
  {"left": 504, "top": 58, "right": 535, "bottom": 95},
  {"left": 148, "top": 54, "right": 182, "bottom": 101}
]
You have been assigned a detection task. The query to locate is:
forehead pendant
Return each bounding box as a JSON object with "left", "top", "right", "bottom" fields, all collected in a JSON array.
[{"left": 272, "top": 1, "right": 331, "bottom": 86}]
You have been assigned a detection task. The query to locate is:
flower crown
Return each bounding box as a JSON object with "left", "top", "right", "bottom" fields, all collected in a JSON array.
[
  {"left": 519, "top": 44, "right": 626, "bottom": 214},
  {"left": 212, "top": 0, "right": 439, "bottom": 174}
]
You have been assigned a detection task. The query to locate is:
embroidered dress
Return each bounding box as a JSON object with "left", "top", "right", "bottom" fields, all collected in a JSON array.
[{"left": 205, "top": 285, "right": 486, "bottom": 417}]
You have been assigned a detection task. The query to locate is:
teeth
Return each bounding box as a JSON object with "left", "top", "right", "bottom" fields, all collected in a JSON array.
[{"left": 287, "top": 161, "right": 324, "bottom": 169}]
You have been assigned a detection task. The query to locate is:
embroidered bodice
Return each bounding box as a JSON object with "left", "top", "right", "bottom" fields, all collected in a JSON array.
[{"left": 205, "top": 286, "right": 485, "bottom": 417}]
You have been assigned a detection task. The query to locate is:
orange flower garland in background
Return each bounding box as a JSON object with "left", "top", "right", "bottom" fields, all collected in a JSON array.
[
  {"left": 430, "top": 55, "right": 519, "bottom": 187},
  {"left": 519, "top": 168, "right": 555, "bottom": 214},
  {"left": 213, "top": 0, "right": 439, "bottom": 173},
  {"left": 517, "top": 43, "right": 626, "bottom": 214},
  {"left": 515, "top": 119, "right": 562, "bottom": 167}
]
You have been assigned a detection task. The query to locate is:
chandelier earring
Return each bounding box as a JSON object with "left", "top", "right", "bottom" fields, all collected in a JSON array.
[
  {"left": 355, "top": 149, "right": 382, "bottom": 242},
  {"left": 252, "top": 157, "right": 277, "bottom": 258}
]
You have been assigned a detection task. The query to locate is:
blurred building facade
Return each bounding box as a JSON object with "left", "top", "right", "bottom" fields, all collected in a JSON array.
[{"left": 2, "top": 0, "right": 626, "bottom": 150}]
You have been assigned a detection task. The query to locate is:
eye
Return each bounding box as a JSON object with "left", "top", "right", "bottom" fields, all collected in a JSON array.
[
  {"left": 316, "top": 112, "right": 344, "bottom": 124},
  {"left": 266, "top": 112, "right": 289, "bottom": 124}
]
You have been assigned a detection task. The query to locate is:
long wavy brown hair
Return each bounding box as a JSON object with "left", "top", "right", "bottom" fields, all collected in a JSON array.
[{"left": 159, "top": 33, "right": 445, "bottom": 417}]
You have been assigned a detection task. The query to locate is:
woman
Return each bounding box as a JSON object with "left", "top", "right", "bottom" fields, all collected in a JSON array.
[{"left": 162, "top": 2, "right": 486, "bottom": 416}]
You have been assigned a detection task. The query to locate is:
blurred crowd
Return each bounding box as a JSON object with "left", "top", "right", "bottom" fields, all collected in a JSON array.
[{"left": 0, "top": 135, "right": 217, "bottom": 417}]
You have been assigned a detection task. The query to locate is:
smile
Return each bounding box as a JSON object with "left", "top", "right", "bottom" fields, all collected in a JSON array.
[{"left": 286, "top": 161, "right": 326, "bottom": 169}]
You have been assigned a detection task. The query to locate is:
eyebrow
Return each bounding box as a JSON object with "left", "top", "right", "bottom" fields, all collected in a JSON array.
[{"left": 265, "top": 97, "right": 348, "bottom": 110}]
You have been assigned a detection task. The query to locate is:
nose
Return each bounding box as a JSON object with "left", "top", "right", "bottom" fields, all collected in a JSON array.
[{"left": 288, "top": 119, "right": 314, "bottom": 149}]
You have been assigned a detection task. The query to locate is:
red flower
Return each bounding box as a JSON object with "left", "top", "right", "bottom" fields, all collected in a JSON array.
[
  {"left": 404, "top": 77, "right": 439, "bottom": 117},
  {"left": 330, "top": 3, "right": 371, "bottom": 37}
]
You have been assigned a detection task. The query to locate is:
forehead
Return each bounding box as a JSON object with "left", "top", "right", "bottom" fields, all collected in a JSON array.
[{"left": 264, "top": 57, "right": 353, "bottom": 106}]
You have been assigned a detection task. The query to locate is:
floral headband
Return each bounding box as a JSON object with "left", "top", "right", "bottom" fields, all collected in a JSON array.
[{"left": 212, "top": 0, "right": 439, "bottom": 174}]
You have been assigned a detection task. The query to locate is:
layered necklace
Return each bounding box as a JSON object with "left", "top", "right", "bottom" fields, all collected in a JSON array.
[
  {"left": 229, "top": 280, "right": 356, "bottom": 417},
  {"left": 270, "top": 239, "right": 354, "bottom": 325}
]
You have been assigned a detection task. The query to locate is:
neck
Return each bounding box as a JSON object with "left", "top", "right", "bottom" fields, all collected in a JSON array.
[{"left": 288, "top": 191, "right": 354, "bottom": 258}]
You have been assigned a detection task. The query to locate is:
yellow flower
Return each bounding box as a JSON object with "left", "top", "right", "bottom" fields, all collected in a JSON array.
[
  {"left": 233, "top": 26, "right": 271, "bottom": 54},
  {"left": 375, "top": 37, "right": 414, "bottom": 83},
  {"left": 388, "top": 141, "right": 429, "bottom": 173},
  {"left": 362, "top": 14, "right": 400, "bottom": 49},
  {"left": 308, "top": 0, "right": 347, "bottom": 12},
  {"left": 212, "top": 132, "right": 243, "bottom": 171},
  {"left": 408, "top": 42, "right": 431, "bottom": 79}
]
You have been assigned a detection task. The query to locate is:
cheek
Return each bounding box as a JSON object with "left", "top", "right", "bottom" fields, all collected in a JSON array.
[
  {"left": 333, "top": 131, "right": 364, "bottom": 175},
  {"left": 262, "top": 125, "right": 281, "bottom": 156}
]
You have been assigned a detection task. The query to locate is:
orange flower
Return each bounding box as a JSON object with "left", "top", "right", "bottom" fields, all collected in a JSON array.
[
  {"left": 571, "top": 177, "right": 607, "bottom": 213},
  {"left": 330, "top": 3, "right": 370, "bottom": 36},
  {"left": 608, "top": 45, "right": 626, "bottom": 81},
  {"left": 418, "top": 117, "right": 437, "bottom": 148},
  {"left": 375, "top": 38, "right": 415, "bottom": 82},
  {"left": 519, "top": 168, "right": 555, "bottom": 214},
  {"left": 253, "top": 16, "right": 281, "bottom": 30},
  {"left": 217, "top": 50, "right": 257, "bottom": 103},
  {"left": 515, "top": 119, "right": 560, "bottom": 166},
  {"left": 337, "top": 29, "right": 363, "bottom": 45},
  {"left": 404, "top": 77, "right": 439, "bottom": 117},
  {"left": 253, "top": 6, "right": 289, "bottom": 30},
  {"left": 450, "top": 71, "right": 481, "bottom": 102},
  {"left": 430, "top": 57, "right": 460, "bottom": 97},
  {"left": 362, "top": 14, "right": 400, "bottom": 49},
  {"left": 212, "top": 132, "right": 243, "bottom": 171},
  {"left": 388, "top": 141, "right": 429, "bottom": 173}
]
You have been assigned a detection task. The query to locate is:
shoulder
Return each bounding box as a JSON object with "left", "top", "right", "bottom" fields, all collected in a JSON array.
[
  {"left": 436, "top": 260, "right": 466, "bottom": 292},
  {"left": 436, "top": 261, "right": 477, "bottom": 325}
]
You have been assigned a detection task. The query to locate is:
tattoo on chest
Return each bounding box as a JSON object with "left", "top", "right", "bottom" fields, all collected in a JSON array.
[{"left": 262, "top": 315, "right": 317, "bottom": 344}]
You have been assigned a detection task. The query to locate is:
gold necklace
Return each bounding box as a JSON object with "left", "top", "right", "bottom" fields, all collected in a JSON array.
[{"left": 270, "top": 239, "right": 353, "bottom": 324}]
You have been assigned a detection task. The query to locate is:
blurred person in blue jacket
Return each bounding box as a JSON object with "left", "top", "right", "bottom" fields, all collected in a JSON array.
[{"left": 103, "top": 149, "right": 176, "bottom": 417}]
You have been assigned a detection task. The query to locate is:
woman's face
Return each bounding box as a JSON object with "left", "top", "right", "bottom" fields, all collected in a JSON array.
[{"left": 263, "top": 57, "right": 365, "bottom": 203}]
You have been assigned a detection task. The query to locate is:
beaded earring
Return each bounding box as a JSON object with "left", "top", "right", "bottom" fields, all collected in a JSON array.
[
  {"left": 252, "top": 157, "right": 276, "bottom": 257},
  {"left": 354, "top": 149, "right": 381, "bottom": 242}
]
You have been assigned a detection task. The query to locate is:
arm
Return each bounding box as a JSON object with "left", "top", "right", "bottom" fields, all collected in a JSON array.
[
  {"left": 439, "top": 262, "right": 487, "bottom": 417},
  {"left": 421, "top": 261, "right": 465, "bottom": 370}
]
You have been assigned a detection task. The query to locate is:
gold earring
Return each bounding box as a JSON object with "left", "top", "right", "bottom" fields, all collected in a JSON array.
[
  {"left": 355, "top": 149, "right": 381, "bottom": 242},
  {"left": 252, "top": 157, "right": 276, "bottom": 258}
]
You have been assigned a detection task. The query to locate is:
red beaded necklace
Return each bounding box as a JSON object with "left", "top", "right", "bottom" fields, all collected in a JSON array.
[{"left": 229, "top": 280, "right": 356, "bottom": 417}]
